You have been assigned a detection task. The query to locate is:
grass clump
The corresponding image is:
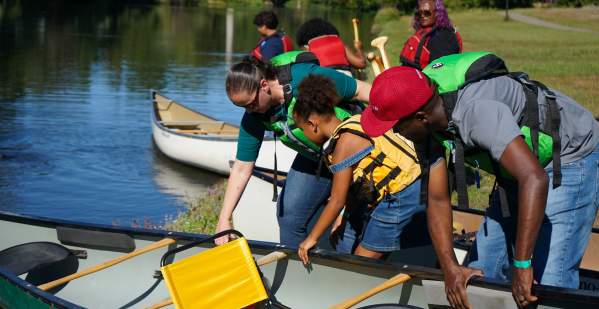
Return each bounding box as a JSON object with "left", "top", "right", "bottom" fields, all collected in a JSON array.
[{"left": 165, "top": 182, "right": 226, "bottom": 234}]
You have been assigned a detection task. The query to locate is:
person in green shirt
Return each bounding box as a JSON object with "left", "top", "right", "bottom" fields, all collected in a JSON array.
[{"left": 215, "top": 55, "right": 371, "bottom": 247}]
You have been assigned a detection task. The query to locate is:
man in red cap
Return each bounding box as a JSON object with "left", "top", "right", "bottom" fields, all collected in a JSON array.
[{"left": 361, "top": 64, "right": 599, "bottom": 309}]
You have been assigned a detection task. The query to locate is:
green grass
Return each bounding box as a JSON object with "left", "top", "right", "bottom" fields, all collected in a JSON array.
[{"left": 164, "top": 182, "right": 226, "bottom": 234}]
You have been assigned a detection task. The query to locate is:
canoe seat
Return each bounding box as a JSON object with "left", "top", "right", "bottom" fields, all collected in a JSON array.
[
  {"left": 160, "top": 230, "right": 288, "bottom": 309},
  {"left": 0, "top": 242, "right": 79, "bottom": 292}
]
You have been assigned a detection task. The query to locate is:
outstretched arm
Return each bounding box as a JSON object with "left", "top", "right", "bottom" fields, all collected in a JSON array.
[
  {"left": 428, "top": 158, "right": 482, "bottom": 309},
  {"left": 215, "top": 160, "right": 255, "bottom": 244},
  {"left": 498, "top": 136, "right": 548, "bottom": 308}
]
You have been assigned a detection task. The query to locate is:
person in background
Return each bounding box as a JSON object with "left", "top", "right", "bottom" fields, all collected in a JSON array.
[
  {"left": 251, "top": 11, "right": 294, "bottom": 62},
  {"left": 399, "top": 0, "right": 462, "bottom": 70},
  {"left": 296, "top": 18, "right": 366, "bottom": 76},
  {"left": 215, "top": 55, "right": 371, "bottom": 248},
  {"left": 293, "top": 75, "right": 429, "bottom": 264}
]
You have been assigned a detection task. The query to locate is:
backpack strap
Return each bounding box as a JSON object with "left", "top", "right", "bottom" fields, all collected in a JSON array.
[
  {"left": 510, "top": 73, "right": 562, "bottom": 188},
  {"left": 274, "top": 64, "right": 294, "bottom": 105},
  {"left": 413, "top": 28, "right": 434, "bottom": 70},
  {"left": 440, "top": 91, "right": 470, "bottom": 209}
]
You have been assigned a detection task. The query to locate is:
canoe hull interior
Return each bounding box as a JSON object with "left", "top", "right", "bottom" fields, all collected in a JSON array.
[{"left": 1, "top": 212, "right": 598, "bottom": 309}]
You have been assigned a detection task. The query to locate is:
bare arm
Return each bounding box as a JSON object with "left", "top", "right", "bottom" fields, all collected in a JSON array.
[
  {"left": 428, "top": 158, "right": 482, "bottom": 309},
  {"left": 345, "top": 44, "right": 366, "bottom": 69},
  {"left": 498, "top": 137, "right": 548, "bottom": 308},
  {"left": 215, "top": 159, "right": 255, "bottom": 244},
  {"left": 353, "top": 80, "right": 371, "bottom": 103}
]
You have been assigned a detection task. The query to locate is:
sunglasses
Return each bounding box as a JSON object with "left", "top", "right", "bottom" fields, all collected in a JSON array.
[
  {"left": 415, "top": 10, "right": 434, "bottom": 18},
  {"left": 234, "top": 89, "right": 260, "bottom": 110}
]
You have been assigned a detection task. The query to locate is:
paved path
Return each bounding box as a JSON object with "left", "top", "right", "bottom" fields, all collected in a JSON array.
[{"left": 506, "top": 11, "right": 598, "bottom": 34}]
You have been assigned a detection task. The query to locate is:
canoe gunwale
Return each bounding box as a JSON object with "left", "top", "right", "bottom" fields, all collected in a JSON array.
[
  {"left": 0, "top": 267, "right": 84, "bottom": 309},
  {"left": 1, "top": 210, "right": 598, "bottom": 306}
]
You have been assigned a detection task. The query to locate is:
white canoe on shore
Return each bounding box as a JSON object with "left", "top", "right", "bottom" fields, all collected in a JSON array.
[{"left": 151, "top": 91, "right": 297, "bottom": 176}]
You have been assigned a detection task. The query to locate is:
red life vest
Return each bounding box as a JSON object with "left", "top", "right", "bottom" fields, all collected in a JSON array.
[
  {"left": 251, "top": 32, "right": 294, "bottom": 61},
  {"left": 400, "top": 27, "right": 463, "bottom": 70},
  {"left": 307, "top": 35, "right": 350, "bottom": 69}
]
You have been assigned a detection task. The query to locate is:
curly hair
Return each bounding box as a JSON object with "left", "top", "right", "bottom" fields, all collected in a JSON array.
[
  {"left": 253, "top": 11, "right": 278, "bottom": 29},
  {"left": 294, "top": 75, "right": 340, "bottom": 122},
  {"left": 412, "top": 0, "right": 454, "bottom": 31},
  {"left": 226, "top": 56, "right": 277, "bottom": 97},
  {"left": 295, "top": 18, "right": 340, "bottom": 47}
]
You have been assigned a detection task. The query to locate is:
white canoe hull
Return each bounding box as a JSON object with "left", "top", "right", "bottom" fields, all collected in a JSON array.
[{"left": 151, "top": 91, "right": 297, "bottom": 176}]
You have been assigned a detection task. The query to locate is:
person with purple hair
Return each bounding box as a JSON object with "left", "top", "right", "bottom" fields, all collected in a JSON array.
[{"left": 399, "top": 0, "right": 462, "bottom": 70}]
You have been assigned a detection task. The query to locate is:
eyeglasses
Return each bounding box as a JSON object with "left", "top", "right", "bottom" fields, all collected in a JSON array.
[
  {"left": 415, "top": 10, "right": 434, "bottom": 18},
  {"left": 234, "top": 90, "right": 260, "bottom": 110}
]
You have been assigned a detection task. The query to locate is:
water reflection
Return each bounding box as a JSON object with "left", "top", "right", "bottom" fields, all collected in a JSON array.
[{"left": 0, "top": 1, "right": 375, "bottom": 224}]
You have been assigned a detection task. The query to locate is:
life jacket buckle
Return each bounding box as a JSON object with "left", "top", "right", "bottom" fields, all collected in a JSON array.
[{"left": 282, "top": 84, "right": 292, "bottom": 95}]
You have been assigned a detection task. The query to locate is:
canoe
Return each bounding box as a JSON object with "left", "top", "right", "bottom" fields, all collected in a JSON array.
[
  {"left": 1, "top": 211, "right": 598, "bottom": 309},
  {"left": 151, "top": 91, "right": 297, "bottom": 176}
]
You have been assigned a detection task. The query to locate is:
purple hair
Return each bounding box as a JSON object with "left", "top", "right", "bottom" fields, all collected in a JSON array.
[{"left": 412, "top": 0, "right": 454, "bottom": 31}]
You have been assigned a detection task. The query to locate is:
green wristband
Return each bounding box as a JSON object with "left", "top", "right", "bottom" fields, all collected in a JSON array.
[{"left": 513, "top": 259, "right": 532, "bottom": 269}]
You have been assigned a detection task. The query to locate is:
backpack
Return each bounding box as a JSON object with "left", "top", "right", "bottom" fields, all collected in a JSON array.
[{"left": 422, "top": 51, "right": 562, "bottom": 211}]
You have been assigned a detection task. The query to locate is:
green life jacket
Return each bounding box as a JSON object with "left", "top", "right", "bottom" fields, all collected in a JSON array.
[
  {"left": 422, "top": 52, "right": 562, "bottom": 210},
  {"left": 264, "top": 51, "right": 353, "bottom": 162}
]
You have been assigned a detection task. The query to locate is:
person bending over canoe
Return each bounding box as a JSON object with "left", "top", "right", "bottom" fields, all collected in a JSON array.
[
  {"left": 293, "top": 75, "right": 429, "bottom": 263},
  {"left": 360, "top": 55, "right": 599, "bottom": 309},
  {"left": 215, "top": 53, "right": 371, "bottom": 247}
]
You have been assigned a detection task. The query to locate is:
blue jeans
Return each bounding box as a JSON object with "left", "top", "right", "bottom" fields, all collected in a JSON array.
[
  {"left": 276, "top": 154, "right": 332, "bottom": 247},
  {"left": 336, "top": 179, "right": 430, "bottom": 253},
  {"left": 468, "top": 144, "right": 599, "bottom": 288}
]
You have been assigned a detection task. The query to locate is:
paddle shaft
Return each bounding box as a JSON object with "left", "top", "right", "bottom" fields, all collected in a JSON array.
[
  {"left": 329, "top": 273, "right": 412, "bottom": 309},
  {"left": 38, "top": 237, "right": 176, "bottom": 291},
  {"left": 367, "top": 52, "right": 381, "bottom": 76},
  {"left": 352, "top": 18, "right": 360, "bottom": 43},
  {"left": 373, "top": 55, "right": 384, "bottom": 76},
  {"left": 145, "top": 251, "right": 288, "bottom": 309}
]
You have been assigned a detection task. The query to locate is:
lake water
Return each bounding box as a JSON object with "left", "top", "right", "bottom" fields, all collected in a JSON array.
[{"left": 0, "top": 1, "right": 376, "bottom": 225}]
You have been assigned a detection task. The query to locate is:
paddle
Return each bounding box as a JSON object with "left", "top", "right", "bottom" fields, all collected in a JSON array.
[
  {"left": 329, "top": 273, "right": 412, "bottom": 309},
  {"left": 38, "top": 237, "right": 177, "bottom": 291},
  {"left": 370, "top": 36, "right": 390, "bottom": 70},
  {"left": 352, "top": 18, "right": 360, "bottom": 43},
  {"left": 145, "top": 251, "right": 289, "bottom": 309},
  {"left": 367, "top": 52, "right": 382, "bottom": 76}
]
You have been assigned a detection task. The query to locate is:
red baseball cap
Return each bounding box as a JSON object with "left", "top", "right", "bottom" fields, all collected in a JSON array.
[{"left": 361, "top": 66, "right": 433, "bottom": 137}]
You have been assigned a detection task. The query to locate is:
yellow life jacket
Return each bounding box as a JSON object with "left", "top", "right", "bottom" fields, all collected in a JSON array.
[{"left": 324, "top": 115, "right": 421, "bottom": 205}]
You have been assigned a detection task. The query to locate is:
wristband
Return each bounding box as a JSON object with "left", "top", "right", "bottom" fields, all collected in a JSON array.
[{"left": 513, "top": 259, "right": 532, "bottom": 269}]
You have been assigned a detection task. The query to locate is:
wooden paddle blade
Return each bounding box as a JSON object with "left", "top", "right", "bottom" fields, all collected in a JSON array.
[{"left": 329, "top": 273, "right": 412, "bottom": 309}]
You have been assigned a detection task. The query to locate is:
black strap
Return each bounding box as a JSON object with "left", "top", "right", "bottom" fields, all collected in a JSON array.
[
  {"left": 375, "top": 166, "right": 402, "bottom": 190},
  {"left": 275, "top": 64, "right": 294, "bottom": 105},
  {"left": 522, "top": 83, "right": 540, "bottom": 157},
  {"left": 489, "top": 157, "right": 511, "bottom": 218},
  {"left": 413, "top": 28, "right": 435, "bottom": 70},
  {"left": 363, "top": 152, "right": 386, "bottom": 175},
  {"left": 453, "top": 138, "right": 469, "bottom": 209},
  {"left": 532, "top": 80, "right": 562, "bottom": 188},
  {"left": 272, "top": 135, "right": 279, "bottom": 202}
]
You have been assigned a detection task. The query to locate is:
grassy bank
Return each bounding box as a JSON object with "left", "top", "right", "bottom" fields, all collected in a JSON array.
[
  {"left": 370, "top": 7, "right": 599, "bottom": 116},
  {"left": 165, "top": 182, "right": 226, "bottom": 234}
]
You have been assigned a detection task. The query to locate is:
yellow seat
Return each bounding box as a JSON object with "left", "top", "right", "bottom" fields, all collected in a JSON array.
[{"left": 160, "top": 237, "right": 268, "bottom": 309}]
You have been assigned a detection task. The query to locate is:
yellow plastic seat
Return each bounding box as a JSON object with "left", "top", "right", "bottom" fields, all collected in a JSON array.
[{"left": 160, "top": 237, "right": 268, "bottom": 309}]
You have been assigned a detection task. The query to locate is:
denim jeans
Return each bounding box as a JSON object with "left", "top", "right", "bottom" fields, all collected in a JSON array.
[
  {"left": 336, "top": 179, "right": 430, "bottom": 254},
  {"left": 468, "top": 144, "right": 599, "bottom": 288},
  {"left": 276, "top": 154, "right": 332, "bottom": 247}
]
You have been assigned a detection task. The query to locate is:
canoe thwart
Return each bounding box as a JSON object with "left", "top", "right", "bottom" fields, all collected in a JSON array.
[
  {"left": 329, "top": 273, "right": 412, "bottom": 309},
  {"left": 37, "top": 238, "right": 176, "bottom": 291}
]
